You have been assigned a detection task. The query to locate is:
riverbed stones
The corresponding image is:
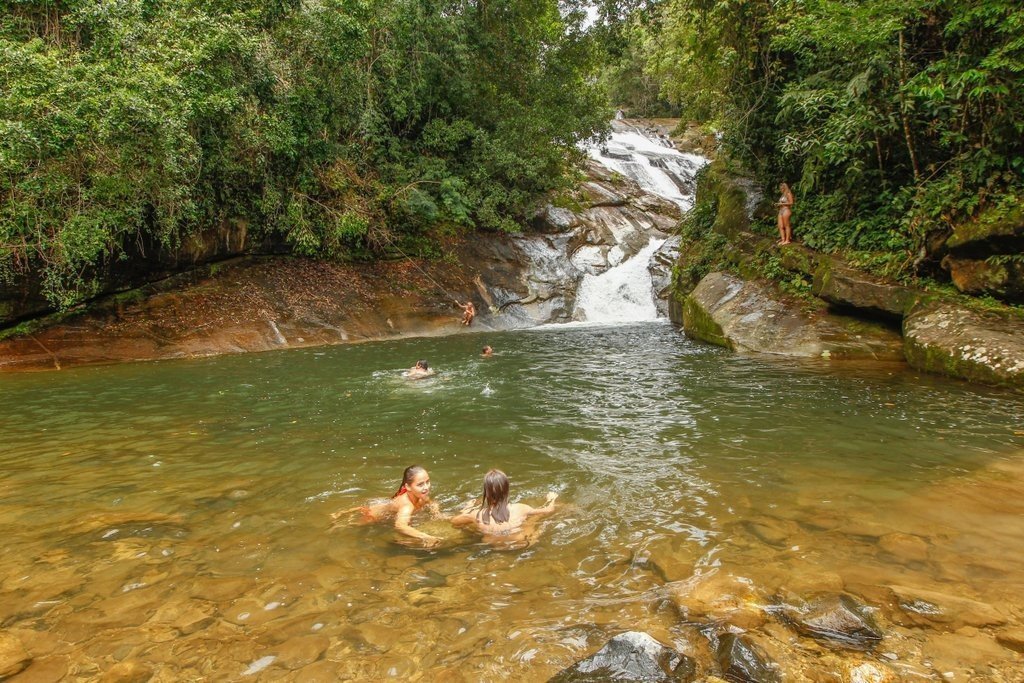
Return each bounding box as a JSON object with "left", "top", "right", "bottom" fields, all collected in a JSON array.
[
  {"left": 903, "top": 299, "right": 1024, "bottom": 388},
  {"left": 0, "top": 632, "right": 31, "bottom": 678},
  {"left": 715, "top": 633, "right": 780, "bottom": 683},
  {"left": 995, "top": 627, "right": 1024, "bottom": 653},
  {"left": 878, "top": 532, "right": 929, "bottom": 564},
  {"left": 812, "top": 261, "right": 915, "bottom": 319},
  {"left": 886, "top": 584, "right": 1006, "bottom": 630},
  {"left": 784, "top": 594, "right": 883, "bottom": 651},
  {"left": 549, "top": 631, "right": 696, "bottom": 682},
  {"left": 682, "top": 272, "right": 904, "bottom": 360}
]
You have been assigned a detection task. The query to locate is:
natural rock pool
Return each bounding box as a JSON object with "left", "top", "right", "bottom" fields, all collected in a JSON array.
[{"left": 2, "top": 322, "right": 1023, "bottom": 680}]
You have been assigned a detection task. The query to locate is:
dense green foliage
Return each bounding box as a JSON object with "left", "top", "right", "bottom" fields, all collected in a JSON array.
[
  {"left": 0, "top": 0, "right": 608, "bottom": 306},
  {"left": 612, "top": 0, "right": 1024, "bottom": 275}
]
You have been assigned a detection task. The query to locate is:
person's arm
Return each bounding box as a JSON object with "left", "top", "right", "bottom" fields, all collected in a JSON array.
[
  {"left": 394, "top": 502, "right": 440, "bottom": 545},
  {"left": 450, "top": 499, "right": 480, "bottom": 527},
  {"left": 525, "top": 492, "right": 558, "bottom": 518}
]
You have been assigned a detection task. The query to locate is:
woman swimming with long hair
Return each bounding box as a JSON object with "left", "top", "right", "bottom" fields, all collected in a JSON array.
[
  {"left": 331, "top": 465, "right": 442, "bottom": 546},
  {"left": 450, "top": 469, "right": 558, "bottom": 543}
]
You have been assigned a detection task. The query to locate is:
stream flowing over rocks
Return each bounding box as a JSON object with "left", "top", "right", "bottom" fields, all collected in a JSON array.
[{"left": 0, "top": 119, "right": 700, "bottom": 371}]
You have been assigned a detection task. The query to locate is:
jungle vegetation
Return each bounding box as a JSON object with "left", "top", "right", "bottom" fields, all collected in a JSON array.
[
  {"left": 1, "top": 0, "right": 608, "bottom": 306},
  {"left": 3, "top": 0, "right": 1022, "bottom": 309},
  {"left": 598, "top": 0, "right": 1024, "bottom": 279}
]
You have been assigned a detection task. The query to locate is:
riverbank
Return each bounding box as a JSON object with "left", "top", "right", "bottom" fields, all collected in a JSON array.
[{"left": 670, "top": 159, "right": 1024, "bottom": 390}]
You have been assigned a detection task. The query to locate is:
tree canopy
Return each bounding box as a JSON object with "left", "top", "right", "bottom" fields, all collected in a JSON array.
[
  {"left": 604, "top": 0, "right": 1024, "bottom": 274},
  {"left": 1, "top": 0, "right": 609, "bottom": 306}
]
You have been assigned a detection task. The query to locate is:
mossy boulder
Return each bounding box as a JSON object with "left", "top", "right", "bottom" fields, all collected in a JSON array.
[
  {"left": 682, "top": 272, "right": 904, "bottom": 360},
  {"left": 903, "top": 299, "right": 1024, "bottom": 389},
  {"left": 812, "top": 259, "right": 917, "bottom": 319},
  {"left": 942, "top": 256, "right": 1024, "bottom": 304},
  {"left": 945, "top": 204, "right": 1024, "bottom": 255}
]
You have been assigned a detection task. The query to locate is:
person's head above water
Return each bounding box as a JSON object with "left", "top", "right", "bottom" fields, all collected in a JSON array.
[
  {"left": 415, "top": 360, "right": 429, "bottom": 371},
  {"left": 481, "top": 346, "right": 493, "bottom": 357},
  {"left": 480, "top": 469, "right": 511, "bottom": 524},
  {"left": 395, "top": 465, "right": 431, "bottom": 499}
]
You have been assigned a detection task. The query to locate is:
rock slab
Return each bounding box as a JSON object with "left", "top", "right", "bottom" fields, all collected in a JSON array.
[
  {"left": 683, "top": 272, "right": 904, "bottom": 360},
  {"left": 903, "top": 299, "right": 1024, "bottom": 389},
  {"left": 549, "top": 631, "right": 696, "bottom": 682}
]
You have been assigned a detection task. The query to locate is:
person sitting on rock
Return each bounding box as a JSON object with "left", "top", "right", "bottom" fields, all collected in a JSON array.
[
  {"left": 459, "top": 300, "right": 476, "bottom": 326},
  {"left": 406, "top": 360, "right": 435, "bottom": 379}
]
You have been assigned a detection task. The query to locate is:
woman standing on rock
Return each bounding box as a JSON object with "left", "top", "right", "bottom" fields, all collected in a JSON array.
[{"left": 776, "top": 182, "right": 795, "bottom": 245}]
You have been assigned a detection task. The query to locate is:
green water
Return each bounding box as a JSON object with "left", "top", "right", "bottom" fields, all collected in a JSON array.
[{"left": 2, "top": 322, "right": 1023, "bottom": 680}]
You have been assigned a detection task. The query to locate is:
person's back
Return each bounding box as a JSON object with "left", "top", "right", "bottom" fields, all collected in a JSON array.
[{"left": 451, "top": 469, "right": 557, "bottom": 543}]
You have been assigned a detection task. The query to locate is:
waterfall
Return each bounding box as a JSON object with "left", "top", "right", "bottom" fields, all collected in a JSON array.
[
  {"left": 574, "top": 238, "right": 667, "bottom": 322},
  {"left": 587, "top": 128, "right": 706, "bottom": 210}
]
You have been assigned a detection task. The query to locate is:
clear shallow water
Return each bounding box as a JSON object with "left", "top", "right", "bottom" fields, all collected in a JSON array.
[{"left": 2, "top": 323, "right": 1023, "bottom": 680}]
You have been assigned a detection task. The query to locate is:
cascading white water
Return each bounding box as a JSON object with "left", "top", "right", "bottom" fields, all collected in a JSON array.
[
  {"left": 574, "top": 238, "right": 666, "bottom": 322},
  {"left": 587, "top": 129, "right": 706, "bottom": 210}
]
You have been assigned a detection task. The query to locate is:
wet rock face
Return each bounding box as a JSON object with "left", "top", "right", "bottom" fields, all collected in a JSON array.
[
  {"left": 682, "top": 272, "right": 905, "bottom": 361},
  {"left": 715, "top": 633, "right": 780, "bottom": 683},
  {"left": 549, "top": 631, "right": 696, "bottom": 682},
  {"left": 903, "top": 299, "right": 1024, "bottom": 389},
  {"left": 785, "top": 594, "right": 883, "bottom": 651}
]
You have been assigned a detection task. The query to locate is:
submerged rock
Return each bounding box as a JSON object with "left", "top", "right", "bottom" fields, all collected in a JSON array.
[
  {"left": 549, "top": 631, "right": 696, "bottom": 682},
  {"left": 0, "top": 632, "right": 31, "bottom": 678},
  {"left": 715, "top": 633, "right": 780, "bottom": 683},
  {"left": 903, "top": 299, "right": 1024, "bottom": 389},
  {"left": 682, "top": 272, "right": 904, "bottom": 360},
  {"left": 785, "top": 594, "right": 883, "bottom": 651}
]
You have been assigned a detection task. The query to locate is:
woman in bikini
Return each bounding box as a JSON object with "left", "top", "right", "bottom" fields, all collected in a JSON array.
[
  {"left": 330, "top": 465, "right": 442, "bottom": 546},
  {"left": 450, "top": 469, "right": 558, "bottom": 545},
  {"left": 776, "top": 182, "right": 794, "bottom": 245}
]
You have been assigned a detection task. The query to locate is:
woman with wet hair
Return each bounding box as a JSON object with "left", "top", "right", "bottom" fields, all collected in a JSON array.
[
  {"left": 331, "top": 465, "right": 442, "bottom": 546},
  {"left": 450, "top": 469, "right": 558, "bottom": 541},
  {"left": 406, "top": 360, "right": 435, "bottom": 379}
]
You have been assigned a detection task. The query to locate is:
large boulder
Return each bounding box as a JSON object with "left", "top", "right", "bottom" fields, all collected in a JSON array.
[
  {"left": 903, "top": 299, "right": 1024, "bottom": 389},
  {"left": 812, "top": 261, "right": 917, "bottom": 319},
  {"left": 682, "top": 272, "right": 905, "bottom": 361},
  {"left": 940, "top": 205, "right": 1024, "bottom": 304},
  {"left": 549, "top": 631, "right": 696, "bottom": 682}
]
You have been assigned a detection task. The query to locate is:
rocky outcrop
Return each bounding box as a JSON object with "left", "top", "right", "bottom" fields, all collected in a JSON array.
[
  {"left": 938, "top": 205, "right": 1024, "bottom": 304},
  {"left": 903, "top": 299, "right": 1024, "bottom": 389},
  {"left": 682, "top": 272, "right": 905, "bottom": 360},
  {"left": 549, "top": 631, "right": 696, "bottom": 682},
  {"left": 943, "top": 256, "right": 1024, "bottom": 303}
]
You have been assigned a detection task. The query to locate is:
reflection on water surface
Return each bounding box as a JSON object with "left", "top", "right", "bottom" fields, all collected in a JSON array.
[{"left": 1, "top": 323, "right": 1023, "bottom": 680}]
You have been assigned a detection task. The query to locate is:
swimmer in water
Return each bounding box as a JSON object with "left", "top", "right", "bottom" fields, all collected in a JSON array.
[
  {"left": 481, "top": 345, "right": 493, "bottom": 357},
  {"left": 406, "top": 360, "right": 435, "bottom": 379},
  {"left": 450, "top": 469, "right": 558, "bottom": 545},
  {"left": 330, "top": 465, "right": 442, "bottom": 546}
]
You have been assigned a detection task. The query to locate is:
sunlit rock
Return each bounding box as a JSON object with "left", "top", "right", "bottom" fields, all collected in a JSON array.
[
  {"left": 878, "top": 533, "right": 929, "bottom": 564},
  {"left": 903, "top": 299, "right": 1024, "bottom": 388},
  {"left": 549, "top": 631, "right": 696, "bottom": 682},
  {"left": 887, "top": 584, "right": 1007, "bottom": 630},
  {"left": 783, "top": 594, "right": 883, "bottom": 651},
  {"left": 715, "top": 633, "right": 780, "bottom": 683},
  {"left": 0, "top": 632, "right": 31, "bottom": 678},
  {"left": 273, "top": 634, "right": 329, "bottom": 670},
  {"left": 98, "top": 660, "right": 153, "bottom": 683}
]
